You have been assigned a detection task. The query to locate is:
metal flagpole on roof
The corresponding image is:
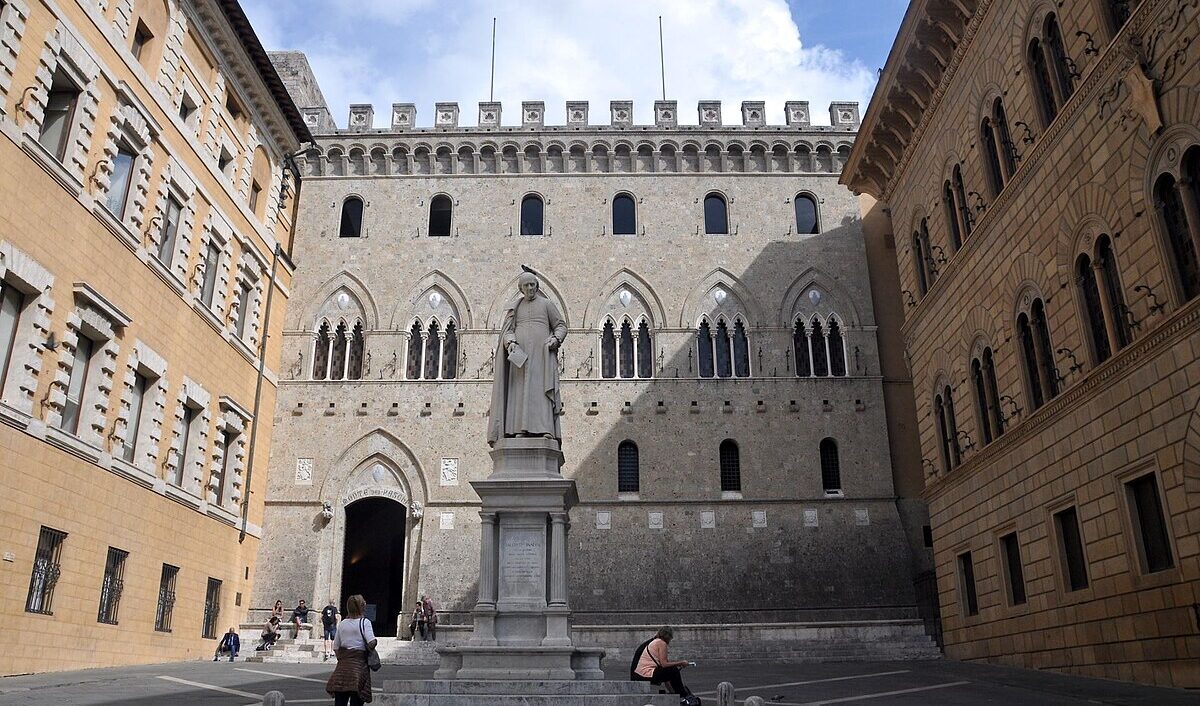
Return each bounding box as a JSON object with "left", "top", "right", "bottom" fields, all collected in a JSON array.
[
  {"left": 659, "top": 16, "right": 666, "bottom": 100},
  {"left": 490, "top": 18, "right": 497, "bottom": 102}
]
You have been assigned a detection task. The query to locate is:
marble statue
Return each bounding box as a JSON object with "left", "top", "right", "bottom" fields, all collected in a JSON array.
[{"left": 487, "top": 268, "right": 567, "bottom": 446}]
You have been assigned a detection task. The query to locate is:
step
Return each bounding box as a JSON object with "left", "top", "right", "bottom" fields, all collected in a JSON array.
[{"left": 378, "top": 679, "right": 677, "bottom": 706}]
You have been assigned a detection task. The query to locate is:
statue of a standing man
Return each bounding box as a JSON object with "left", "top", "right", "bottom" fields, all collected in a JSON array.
[{"left": 487, "top": 269, "right": 567, "bottom": 446}]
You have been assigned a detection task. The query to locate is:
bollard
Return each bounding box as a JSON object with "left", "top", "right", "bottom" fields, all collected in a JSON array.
[
  {"left": 744, "top": 697, "right": 765, "bottom": 706},
  {"left": 263, "top": 690, "right": 286, "bottom": 705},
  {"left": 717, "top": 681, "right": 735, "bottom": 706}
]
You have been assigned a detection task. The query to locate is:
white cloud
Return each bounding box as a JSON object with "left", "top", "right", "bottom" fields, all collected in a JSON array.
[{"left": 247, "top": 0, "right": 875, "bottom": 128}]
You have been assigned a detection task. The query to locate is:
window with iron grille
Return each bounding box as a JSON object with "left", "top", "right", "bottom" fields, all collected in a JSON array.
[
  {"left": 617, "top": 440, "right": 639, "bottom": 493},
  {"left": 820, "top": 438, "right": 841, "bottom": 493},
  {"left": 155, "top": 564, "right": 179, "bottom": 632},
  {"left": 203, "top": 578, "right": 222, "bottom": 639},
  {"left": 97, "top": 547, "right": 128, "bottom": 624},
  {"left": 718, "top": 439, "right": 740, "bottom": 492},
  {"left": 26, "top": 526, "right": 67, "bottom": 615}
]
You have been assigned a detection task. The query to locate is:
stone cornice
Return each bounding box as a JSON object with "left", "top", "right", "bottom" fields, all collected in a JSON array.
[{"left": 922, "top": 297, "right": 1200, "bottom": 504}]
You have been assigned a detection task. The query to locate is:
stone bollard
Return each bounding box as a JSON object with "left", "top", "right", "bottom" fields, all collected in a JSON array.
[
  {"left": 744, "top": 697, "right": 765, "bottom": 706},
  {"left": 263, "top": 690, "right": 285, "bottom": 705},
  {"left": 717, "top": 681, "right": 735, "bottom": 706}
]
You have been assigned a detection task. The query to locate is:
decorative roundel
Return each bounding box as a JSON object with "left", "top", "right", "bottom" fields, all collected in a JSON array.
[
  {"left": 337, "top": 292, "right": 351, "bottom": 309},
  {"left": 713, "top": 288, "right": 728, "bottom": 304},
  {"left": 428, "top": 292, "right": 443, "bottom": 308},
  {"left": 662, "top": 110, "right": 673, "bottom": 119},
  {"left": 808, "top": 289, "right": 822, "bottom": 307},
  {"left": 371, "top": 463, "right": 387, "bottom": 483},
  {"left": 618, "top": 289, "right": 632, "bottom": 307}
]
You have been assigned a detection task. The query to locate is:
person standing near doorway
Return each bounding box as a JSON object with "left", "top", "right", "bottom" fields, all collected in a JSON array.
[
  {"left": 321, "top": 598, "right": 340, "bottom": 660},
  {"left": 409, "top": 601, "right": 426, "bottom": 641},
  {"left": 421, "top": 595, "right": 438, "bottom": 641}
]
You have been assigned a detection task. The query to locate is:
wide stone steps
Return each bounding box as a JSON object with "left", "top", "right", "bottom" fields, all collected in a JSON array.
[
  {"left": 378, "top": 679, "right": 677, "bottom": 705},
  {"left": 244, "top": 637, "right": 441, "bottom": 665}
]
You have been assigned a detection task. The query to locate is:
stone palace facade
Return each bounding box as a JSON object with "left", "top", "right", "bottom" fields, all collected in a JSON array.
[
  {"left": 843, "top": 0, "right": 1200, "bottom": 689},
  {"left": 251, "top": 52, "right": 932, "bottom": 638}
]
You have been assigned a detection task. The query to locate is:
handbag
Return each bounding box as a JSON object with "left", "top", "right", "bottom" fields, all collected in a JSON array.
[{"left": 359, "top": 619, "right": 381, "bottom": 672}]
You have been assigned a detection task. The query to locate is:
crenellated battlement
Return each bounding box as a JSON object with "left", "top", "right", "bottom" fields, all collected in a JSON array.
[{"left": 300, "top": 99, "right": 861, "bottom": 136}]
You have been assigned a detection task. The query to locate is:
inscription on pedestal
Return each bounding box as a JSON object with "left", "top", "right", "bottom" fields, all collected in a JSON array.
[{"left": 500, "top": 528, "right": 545, "bottom": 600}]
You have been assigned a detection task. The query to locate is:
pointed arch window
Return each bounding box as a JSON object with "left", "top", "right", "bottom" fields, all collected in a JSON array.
[
  {"left": 612, "top": 193, "right": 636, "bottom": 235},
  {"left": 794, "top": 193, "right": 819, "bottom": 234},
  {"left": 329, "top": 322, "right": 348, "bottom": 380},
  {"left": 1028, "top": 14, "right": 1074, "bottom": 129},
  {"left": 943, "top": 183, "right": 964, "bottom": 252},
  {"left": 820, "top": 438, "right": 841, "bottom": 494},
  {"left": 828, "top": 320, "right": 846, "bottom": 377},
  {"left": 697, "top": 317, "right": 749, "bottom": 378},
  {"left": 339, "top": 196, "right": 363, "bottom": 237},
  {"left": 810, "top": 318, "right": 828, "bottom": 377},
  {"left": 1076, "top": 252, "right": 1112, "bottom": 364},
  {"left": 704, "top": 193, "right": 728, "bottom": 235},
  {"left": 617, "top": 440, "right": 639, "bottom": 493},
  {"left": 732, "top": 320, "right": 750, "bottom": 377},
  {"left": 312, "top": 322, "right": 330, "bottom": 380},
  {"left": 441, "top": 322, "right": 458, "bottom": 380},
  {"left": 793, "top": 319, "right": 812, "bottom": 377},
  {"left": 520, "top": 194, "right": 544, "bottom": 236},
  {"left": 601, "top": 320, "right": 617, "bottom": 378},
  {"left": 981, "top": 117, "right": 1005, "bottom": 197},
  {"left": 423, "top": 320, "right": 442, "bottom": 380},
  {"left": 407, "top": 318, "right": 458, "bottom": 380},
  {"left": 934, "top": 386, "right": 961, "bottom": 472},
  {"left": 406, "top": 321, "right": 423, "bottom": 379},
  {"left": 953, "top": 165, "right": 972, "bottom": 237},
  {"left": 347, "top": 322, "right": 364, "bottom": 380},
  {"left": 636, "top": 321, "right": 653, "bottom": 378},
  {"left": 1155, "top": 166, "right": 1200, "bottom": 303},
  {"left": 618, "top": 319, "right": 635, "bottom": 378},
  {"left": 971, "top": 349, "right": 1003, "bottom": 445},
  {"left": 429, "top": 194, "right": 452, "bottom": 237},
  {"left": 719, "top": 439, "right": 740, "bottom": 492},
  {"left": 714, "top": 319, "right": 733, "bottom": 377},
  {"left": 697, "top": 319, "right": 715, "bottom": 378}
]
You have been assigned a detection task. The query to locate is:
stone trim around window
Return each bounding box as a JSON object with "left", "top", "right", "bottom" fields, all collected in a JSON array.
[
  {"left": 165, "top": 376, "right": 210, "bottom": 499},
  {"left": 192, "top": 209, "right": 234, "bottom": 318},
  {"left": 111, "top": 339, "right": 168, "bottom": 480},
  {"left": 25, "top": 19, "right": 102, "bottom": 185},
  {"left": 148, "top": 155, "right": 199, "bottom": 284},
  {"left": 0, "top": 241, "right": 55, "bottom": 419},
  {"left": 0, "top": 0, "right": 31, "bottom": 116},
  {"left": 96, "top": 82, "right": 159, "bottom": 234},
  {"left": 210, "top": 395, "right": 250, "bottom": 512},
  {"left": 231, "top": 250, "right": 264, "bottom": 350}
]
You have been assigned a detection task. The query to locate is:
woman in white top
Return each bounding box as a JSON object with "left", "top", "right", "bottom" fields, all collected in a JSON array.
[{"left": 325, "top": 594, "right": 377, "bottom": 705}]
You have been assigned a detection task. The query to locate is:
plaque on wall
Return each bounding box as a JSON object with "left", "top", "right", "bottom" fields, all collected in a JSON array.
[
  {"left": 648, "top": 511, "right": 664, "bottom": 530},
  {"left": 499, "top": 527, "right": 546, "bottom": 600},
  {"left": 440, "top": 458, "right": 459, "bottom": 486},
  {"left": 439, "top": 512, "right": 455, "bottom": 530},
  {"left": 803, "top": 508, "right": 819, "bottom": 527},
  {"left": 700, "top": 510, "right": 716, "bottom": 529},
  {"left": 752, "top": 510, "right": 767, "bottom": 528},
  {"left": 855, "top": 508, "right": 870, "bottom": 526},
  {"left": 294, "top": 458, "right": 313, "bottom": 486},
  {"left": 595, "top": 511, "right": 611, "bottom": 530}
]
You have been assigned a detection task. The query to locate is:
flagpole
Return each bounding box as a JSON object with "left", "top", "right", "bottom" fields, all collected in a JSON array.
[
  {"left": 658, "top": 16, "right": 666, "bottom": 100},
  {"left": 490, "top": 18, "right": 497, "bottom": 102}
]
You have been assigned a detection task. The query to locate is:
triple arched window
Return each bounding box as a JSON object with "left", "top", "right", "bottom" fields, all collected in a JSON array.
[
  {"left": 520, "top": 194, "right": 544, "bottom": 236},
  {"left": 980, "top": 98, "right": 1017, "bottom": 196},
  {"left": 1028, "top": 13, "right": 1076, "bottom": 128},
  {"left": 719, "top": 439, "right": 741, "bottom": 492},
  {"left": 704, "top": 193, "right": 729, "bottom": 235},
  {"left": 697, "top": 316, "right": 750, "bottom": 378},
  {"left": 601, "top": 317, "right": 653, "bottom": 379},
  {"left": 617, "top": 440, "right": 639, "bottom": 493},
  {"left": 934, "top": 384, "right": 961, "bottom": 473},
  {"left": 819, "top": 438, "right": 841, "bottom": 494},
  {"left": 1016, "top": 297, "right": 1059, "bottom": 411},
  {"left": 1153, "top": 147, "right": 1200, "bottom": 304},
  {"left": 792, "top": 316, "right": 846, "bottom": 377},
  {"left": 339, "top": 196, "right": 363, "bottom": 237},
  {"left": 428, "top": 194, "right": 452, "bottom": 237},
  {"left": 970, "top": 347, "right": 1003, "bottom": 445},
  {"left": 612, "top": 193, "right": 637, "bottom": 235},
  {"left": 405, "top": 319, "right": 458, "bottom": 380},
  {"left": 312, "top": 320, "right": 364, "bottom": 380},
  {"left": 1075, "top": 234, "right": 1130, "bottom": 365},
  {"left": 794, "top": 193, "right": 819, "bottom": 234}
]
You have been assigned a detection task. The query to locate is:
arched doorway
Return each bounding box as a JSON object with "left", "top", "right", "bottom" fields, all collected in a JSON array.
[{"left": 341, "top": 497, "right": 407, "bottom": 637}]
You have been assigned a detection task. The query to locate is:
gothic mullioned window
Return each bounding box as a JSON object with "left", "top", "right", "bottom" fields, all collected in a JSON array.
[
  {"left": 311, "top": 319, "right": 364, "bottom": 381},
  {"left": 952, "top": 165, "right": 972, "bottom": 237},
  {"left": 520, "top": 194, "right": 544, "bottom": 236},
  {"left": 1076, "top": 252, "right": 1111, "bottom": 364},
  {"left": 696, "top": 316, "right": 749, "bottom": 379},
  {"left": 704, "top": 193, "right": 728, "bottom": 235},
  {"left": 612, "top": 193, "right": 636, "bottom": 235},
  {"left": 793, "top": 315, "right": 847, "bottom": 378},
  {"left": 719, "top": 439, "right": 741, "bottom": 492},
  {"left": 339, "top": 196, "right": 363, "bottom": 237},
  {"left": 912, "top": 221, "right": 933, "bottom": 295},
  {"left": 1095, "top": 235, "right": 1131, "bottom": 349},
  {"left": 943, "top": 182, "right": 964, "bottom": 251},
  {"left": 981, "top": 99, "right": 1018, "bottom": 197},
  {"left": 1028, "top": 14, "right": 1075, "bottom": 129},
  {"left": 1154, "top": 150, "right": 1200, "bottom": 303},
  {"left": 617, "top": 440, "right": 639, "bottom": 493},
  {"left": 819, "top": 438, "right": 841, "bottom": 494},
  {"left": 312, "top": 322, "right": 330, "bottom": 380},
  {"left": 600, "top": 317, "right": 653, "bottom": 379},
  {"left": 934, "top": 384, "right": 961, "bottom": 473},
  {"left": 971, "top": 347, "right": 1003, "bottom": 445},
  {"left": 794, "top": 193, "right": 819, "bottom": 234},
  {"left": 429, "top": 194, "right": 452, "bottom": 237},
  {"left": 406, "top": 318, "right": 458, "bottom": 380},
  {"left": 1016, "top": 297, "right": 1059, "bottom": 411}
]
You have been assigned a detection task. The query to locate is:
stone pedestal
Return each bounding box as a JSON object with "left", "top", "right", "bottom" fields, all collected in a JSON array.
[{"left": 434, "top": 437, "right": 603, "bottom": 681}]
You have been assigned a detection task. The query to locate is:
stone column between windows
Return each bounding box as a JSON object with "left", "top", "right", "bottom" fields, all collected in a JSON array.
[
  {"left": 823, "top": 331, "right": 833, "bottom": 377},
  {"left": 1091, "top": 259, "right": 1123, "bottom": 354},
  {"left": 323, "top": 335, "right": 334, "bottom": 380},
  {"left": 1176, "top": 177, "right": 1200, "bottom": 283},
  {"left": 807, "top": 329, "right": 816, "bottom": 377},
  {"left": 436, "top": 329, "right": 447, "bottom": 380},
  {"left": 548, "top": 512, "right": 569, "bottom": 607}
]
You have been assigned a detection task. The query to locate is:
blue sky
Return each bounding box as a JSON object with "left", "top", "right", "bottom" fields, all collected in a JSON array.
[{"left": 244, "top": 0, "right": 909, "bottom": 129}]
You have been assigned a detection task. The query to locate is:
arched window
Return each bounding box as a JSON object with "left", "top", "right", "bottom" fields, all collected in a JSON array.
[
  {"left": 312, "top": 322, "right": 330, "bottom": 380},
  {"left": 697, "top": 319, "right": 714, "bottom": 378},
  {"left": 810, "top": 318, "right": 828, "bottom": 376},
  {"left": 329, "top": 322, "right": 348, "bottom": 380},
  {"left": 1095, "top": 235, "right": 1131, "bottom": 350},
  {"left": 943, "top": 182, "right": 964, "bottom": 251},
  {"left": 428, "top": 194, "right": 452, "bottom": 237},
  {"left": 719, "top": 439, "right": 740, "bottom": 492},
  {"left": 1016, "top": 312, "right": 1043, "bottom": 410},
  {"left": 406, "top": 321, "right": 423, "bottom": 379},
  {"left": 934, "top": 386, "right": 961, "bottom": 472},
  {"left": 617, "top": 440, "right": 639, "bottom": 493},
  {"left": 971, "top": 349, "right": 1003, "bottom": 445},
  {"left": 714, "top": 319, "right": 732, "bottom": 378},
  {"left": 636, "top": 321, "right": 653, "bottom": 378},
  {"left": 1017, "top": 298, "right": 1059, "bottom": 411},
  {"left": 423, "top": 320, "right": 442, "bottom": 380},
  {"left": 912, "top": 225, "right": 932, "bottom": 295},
  {"left": 612, "top": 193, "right": 636, "bottom": 235},
  {"left": 1029, "top": 37, "right": 1058, "bottom": 126},
  {"left": 953, "top": 165, "right": 972, "bottom": 237},
  {"left": 618, "top": 319, "right": 635, "bottom": 378},
  {"left": 1105, "top": 0, "right": 1132, "bottom": 34},
  {"left": 828, "top": 320, "right": 846, "bottom": 377},
  {"left": 347, "top": 322, "right": 364, "bottom": 380},
  {"left": 819, "top": 438, "right": 841, "bottom": 493},
  {"left": 993, "top": 99, "right": 1017, "bottom": 179},
  {"left": 794, "top": 193, "right": 819, "bottom": 234},
  {"left": 1076, "top": 252, "right": 1112, "bottom": 364},
  {"left": 339, "top": 196, "right": 363, "bottom": 237},
  {"left": 981, "top": 117, "right": 1004, "bottom": 197},
  {"left": 1044, "top": 14, "right": 1075, "bottom": 104},
  {"left": 1032, "top": 299, "right": 1058, "bottom": 399},
  {"left": 793, "top": 319, "right": 812, "bottom": 377},
  {"left": 1155, "top": 164, "right": 1200, "bottom": 302},
  {"left": 520, "top": 194, "right": 544, "bottom": 236},
  {"left": 601, "top": 320, "right": 617, "bottom": 378},
  {"left": 441, "top": 321, "right": 458, "bottom": 380},
  {"left": 704, "top": 193, "right": 728, "bottom": 235},
  {"left": 732, "top": 320, "right": 750, "bottom": 378}
]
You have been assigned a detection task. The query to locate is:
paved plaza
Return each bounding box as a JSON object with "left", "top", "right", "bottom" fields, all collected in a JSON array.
[{"left": 0, "top": 658, "right": 1196, "bottom": 705}]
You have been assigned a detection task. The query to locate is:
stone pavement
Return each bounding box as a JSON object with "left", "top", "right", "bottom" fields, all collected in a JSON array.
[{"left": 0, "top": 659, "right": 1197, "bottom": 705}]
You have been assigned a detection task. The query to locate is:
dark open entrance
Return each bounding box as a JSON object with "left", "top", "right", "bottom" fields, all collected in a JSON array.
[{"left": 341, "top": 497, "right": 406, "bottom": 637}]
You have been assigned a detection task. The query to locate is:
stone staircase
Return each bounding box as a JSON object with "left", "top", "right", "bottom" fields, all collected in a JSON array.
[{"left": 243, "top": 634, "right": 442, "bottom": 665}]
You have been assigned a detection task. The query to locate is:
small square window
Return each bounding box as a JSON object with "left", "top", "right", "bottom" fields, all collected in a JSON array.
[
  {"left": 225, "top": 93, "right": 244, "bottom": 122},
  {"left": 179, "top": 93, "right": 198, "bottom": 126},
  {"left": 249, "top": 181, "right": 262, "bottom": 214},
  {"left": 131, "top": 21, "right": 153, "bottom": 62},
  {"left": 218, "top": 148, "right": 234, "bottom": 176}
]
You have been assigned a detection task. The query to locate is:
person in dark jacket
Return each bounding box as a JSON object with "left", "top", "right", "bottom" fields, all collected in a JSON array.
[{"left": 213, "top": 627, "right": 240, "bottom": 662}]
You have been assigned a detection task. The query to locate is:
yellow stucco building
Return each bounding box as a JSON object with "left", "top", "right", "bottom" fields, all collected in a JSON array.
[{"left": 0, "top": 0, "right": 307, "bottom": 674}]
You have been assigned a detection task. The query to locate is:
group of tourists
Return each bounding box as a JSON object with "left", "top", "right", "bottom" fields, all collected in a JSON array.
[{"left": 407, "top": 595, "right": 439, "bottom": 641}]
